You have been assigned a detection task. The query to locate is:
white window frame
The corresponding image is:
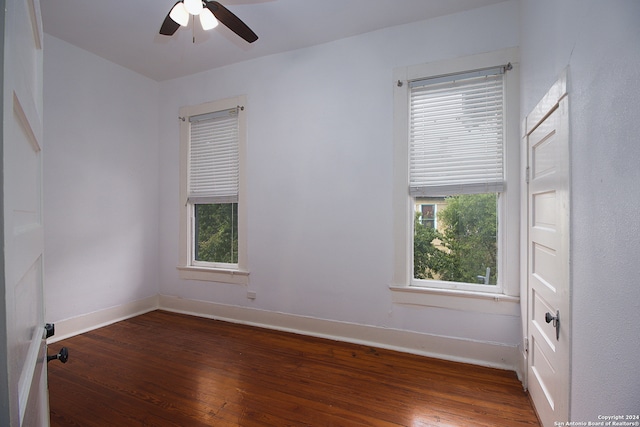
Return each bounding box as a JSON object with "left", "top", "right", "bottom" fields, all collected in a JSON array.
[
  {"left": 391, "top": 48, "right": 520, "bottom": 313},
  {"left": 177, "top": 96, "right": 249, "bottom": 285}
]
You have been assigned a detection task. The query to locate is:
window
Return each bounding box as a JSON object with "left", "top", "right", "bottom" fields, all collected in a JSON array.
[
  {"left": 392, "top": 49, "right": 519, "bottom": 298},
  {"left": 411, "top": 66, "right": 504, "bottom": 288},
  {"left": 178, "top": 96, "right": 248, "bottom": 284},
  {"left": 416, "top": 202, "right": 438, "bottom": 229}
]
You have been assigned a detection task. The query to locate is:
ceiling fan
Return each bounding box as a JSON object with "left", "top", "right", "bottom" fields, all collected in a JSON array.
[{"left": 160, "top": 0, "right": 258, "bottom": 43}]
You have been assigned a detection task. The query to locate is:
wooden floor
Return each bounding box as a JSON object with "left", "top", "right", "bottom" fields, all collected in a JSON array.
[{"left": 48, "top": 310, "right": 540, "bottom": 426}]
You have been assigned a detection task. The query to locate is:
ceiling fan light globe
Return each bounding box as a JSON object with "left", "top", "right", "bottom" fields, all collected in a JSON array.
[
  {"left": 200, "top": 8, "right": 218, "bottom": 30},
  {"left": 169, "top": 2, "right": 189, "bottom": 26},
  {"left": 184, "top": 0, "right": 203, "bottom": 16}
]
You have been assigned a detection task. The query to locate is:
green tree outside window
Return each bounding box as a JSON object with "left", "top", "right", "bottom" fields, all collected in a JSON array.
[
  {"left": 414, "top": 193, "right": 497, "bottom": 285},
  {"left": 194, "top": 203, "right": 238, "bottom": 264}
]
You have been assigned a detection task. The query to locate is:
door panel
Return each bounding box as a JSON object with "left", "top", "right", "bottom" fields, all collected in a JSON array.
[
  {"left": 531, "top": 288, "right": 556, "bottom": 351},
  {"left": 525, "top": 74, "right": 570, "bottom": 427},
  {"left": 532, "top": 191, "right": 556, "bottom": 230},
  {"left": 2, "top": 0, "right": 46, "bottom": 425}
]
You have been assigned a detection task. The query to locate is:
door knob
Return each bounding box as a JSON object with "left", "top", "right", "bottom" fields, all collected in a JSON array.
[
  {"left": 47, "top": 347, "right": 69, "bottom": 364},
  {"left": 545, "top": 310, "right": 560, "bottom": 341},
  {"left": 45, "top": 323, "right": 69, "bottom": 364}
]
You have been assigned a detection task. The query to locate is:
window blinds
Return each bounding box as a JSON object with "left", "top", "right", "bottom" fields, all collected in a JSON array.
[
  {"left": 188, "top": 108, "right": 239, "bottom": 204},
  {"left": 409, "top": 67, "right": 505, "bottom": 197}
]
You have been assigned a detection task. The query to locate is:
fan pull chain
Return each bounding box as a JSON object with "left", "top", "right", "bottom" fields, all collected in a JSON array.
[{"left": 192, "top": 15, "right": 196, "bottom": 43}]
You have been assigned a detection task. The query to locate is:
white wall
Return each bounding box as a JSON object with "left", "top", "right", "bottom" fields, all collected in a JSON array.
[
  {"left": 158, "top": 1, "right": 521, "bottom": 366},
  {"left": 520, "top": 0, "right": 640, "bottom": 418},
  {"left": 43, "top": 35, "right": 160, "bottom": 323}
]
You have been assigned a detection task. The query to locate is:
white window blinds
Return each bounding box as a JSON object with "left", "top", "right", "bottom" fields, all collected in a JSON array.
[
  {"left": 188, "top": 108, "right": 239, "bottom": 204},
  {"left": 409, "top": 66, "right": 505, "bottom": 197}
]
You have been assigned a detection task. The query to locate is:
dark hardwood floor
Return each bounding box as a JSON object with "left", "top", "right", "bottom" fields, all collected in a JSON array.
[{"left": 47, "top": 310, "right": 540, "bottom": 426}]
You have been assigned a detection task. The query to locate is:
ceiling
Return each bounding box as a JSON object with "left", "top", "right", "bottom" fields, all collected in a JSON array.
[{"left": 41, "top": 0, "right": 507, "bottom": 82}]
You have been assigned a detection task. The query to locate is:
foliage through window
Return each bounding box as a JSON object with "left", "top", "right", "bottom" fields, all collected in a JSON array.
[
  {"left": 414, "top": 194, "right": 497, "bottom": 285},
  {"left": 194, "top": 203, "right": 238, "bottom": 264}
]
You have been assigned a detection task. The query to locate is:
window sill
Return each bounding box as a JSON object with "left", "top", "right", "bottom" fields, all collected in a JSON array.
[
  {"left": 389, "top": 285, "right": 519, "bottom": 316},
  {"left": 177, "top": 266, "right": 249, "bottom": 285}
]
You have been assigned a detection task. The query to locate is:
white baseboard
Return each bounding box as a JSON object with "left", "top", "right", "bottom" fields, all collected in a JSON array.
[
  {"left": 158, "top": 295, "right": 519, "bottom": 371},
  {"left": 47, "top": 295, "right": 159, "bottom": 343},
  {"left": 47, "top": 294, "right": 519, "bottom": 371}
]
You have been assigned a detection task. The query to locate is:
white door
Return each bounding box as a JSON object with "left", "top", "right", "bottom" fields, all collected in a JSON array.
[
  {"left": 525, "top": 73, "right": 570, "bottom": 427},
  {"left": 1, "top": 0, "right": 48, "bottom": 425}
]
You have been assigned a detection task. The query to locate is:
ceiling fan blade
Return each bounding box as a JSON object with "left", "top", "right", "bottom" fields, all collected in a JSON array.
[
  {"left": 159, "top": 2, "right": 181, "bottom": 35},
  {"left": 206, "top": 1, "right": 258, "bottom": 43}
]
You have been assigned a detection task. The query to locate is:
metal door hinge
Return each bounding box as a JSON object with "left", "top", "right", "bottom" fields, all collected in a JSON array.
[
  {"left": 524, "top": 337, "right": 529, "bottom": 353},
  {"left": 525, "top": 166, "right": 530, "bottom": 184},
  {"left": 45, "top": 323, "right": 55, "bottom": 339}
]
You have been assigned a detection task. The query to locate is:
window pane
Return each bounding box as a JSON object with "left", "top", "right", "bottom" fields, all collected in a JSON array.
[
  {"left": 194, "top": 203, "right": 238, "bottom": 264},
  {"left": 418, "top": 204, "right": 436, "bottom": 228},
  {"left": 414, "top": 193, "right": 497, "bottom": 285}
]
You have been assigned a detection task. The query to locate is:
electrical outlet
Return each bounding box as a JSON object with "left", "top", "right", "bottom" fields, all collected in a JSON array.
[{"left": 247, "top": 290, "right": 257, "bottom": 300}]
